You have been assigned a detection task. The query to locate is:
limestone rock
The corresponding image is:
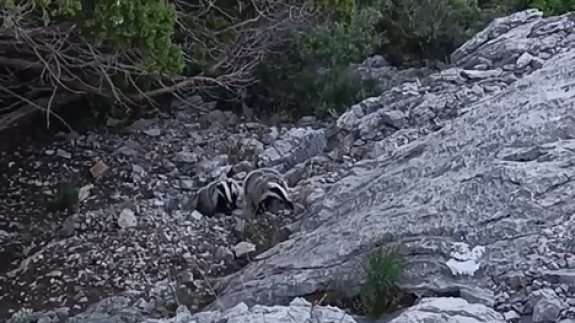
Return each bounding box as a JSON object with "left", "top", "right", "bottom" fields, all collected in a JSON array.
[
  {"left": 205, "top": 11, "right": 575, "bottom": 318},
  {"left": 258, "top": 128, "right": 327, "bottom": 171},
  {"left": 387, "top": 297, "right": 505, "bottom": 323}
]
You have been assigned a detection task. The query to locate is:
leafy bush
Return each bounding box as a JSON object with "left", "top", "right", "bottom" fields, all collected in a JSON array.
[
  {"left": 0, "top": 0, "right": 331, "bottom": 130},
  {"left": 32, "top": 0, "right": 183, "bottom": 74},
  {"left": 372, "top": 0, "right": 485, "bottom": 62},
  {"left": 6, "top": 0, "right": 571, "bottom": 130},
  {"left": 247, "top": 4, "right": 383, "bottom": 118},
  {"left": 0, "top": 0, "right": 186, "bottom": 131},
  {"left": 360, "top": 244, "right": 406, "bottom": 319},
  {"left": 370, "top": 0, "right": 575, "bottom": 65},
  {"left": 481, "top": 0, "right": 575, "bottom": 15},
  {"left": 247, "top": 0, "right": 575, "bottom": 121},
  {"left": 529, "top": 0, "right": 575, "bottom": 15},
  {"left": 247, "top": 0, "right": 525, "bottom": 119},
  {"left": 172, "top": 0, "right": 314, "bottom": 82},
  {"left": 8, "top": 308, "right": 33, "bottom": 323},
  {"left": 253, "top": 63, "right": 382, "bottom": 118},
  {"left": 293, "top": 6, "right": 383, "bottom": 66}
]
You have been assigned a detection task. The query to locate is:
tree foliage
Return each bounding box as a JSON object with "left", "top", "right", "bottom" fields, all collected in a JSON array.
[
  {"left": 247, "top": 4, "right": 384, "bottom": 118},
  {"left": 33, "top": 0, "right": 184, "bottom": 73},
  {"left": 373, "top": 0, "right": 484, "bottom": 61},
  {"left": 0, "top": 0, "right": 317, "bottom": 131},
  {"left": 1, "top": 0, "right": 574, "bottom": 131},
  {"left": 0, "top": 0, "right": 184, "bottom": 131}
]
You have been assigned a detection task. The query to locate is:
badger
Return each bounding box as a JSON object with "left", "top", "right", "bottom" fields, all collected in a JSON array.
[
  {"left": 194, "top": 178, "right": 241, "bottom": 217},
  {"left": 242, "top": 168, "right": 294, "bottom": 217}
]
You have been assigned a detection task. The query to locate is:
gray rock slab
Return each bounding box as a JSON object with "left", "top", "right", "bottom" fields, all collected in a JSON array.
[
  {"left": 258, "top": 127, "right": 327, "bottom": 170},
  {"left": 385, "top": 297, "right": 505, "bottom": 323},
  {"left": 207, "top": 42, "right": 575, "bottom": 312},
  {"left": 167, "top": 298, "right": 356, "bottom": 323}
]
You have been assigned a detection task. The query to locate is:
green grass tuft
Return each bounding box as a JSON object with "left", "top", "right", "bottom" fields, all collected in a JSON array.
[{"left": 359, "top": 244, "right": 406, "bottom": 319}]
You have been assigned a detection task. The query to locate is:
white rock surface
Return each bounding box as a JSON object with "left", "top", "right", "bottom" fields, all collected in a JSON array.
[{"left": 117, "top": 208, "right": 137, "bottom": 228}]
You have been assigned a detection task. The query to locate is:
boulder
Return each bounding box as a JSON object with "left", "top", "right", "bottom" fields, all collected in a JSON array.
[{"left": 207, "top": 10, "right": 575, "bottom": 321}]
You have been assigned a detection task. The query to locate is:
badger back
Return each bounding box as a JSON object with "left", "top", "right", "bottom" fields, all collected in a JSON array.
[
  {"left": 242, "top": 168, "right": 283, "bottom": 201},
  {"left": 242, "top": 168, "right": 280, "bottom": 191}
]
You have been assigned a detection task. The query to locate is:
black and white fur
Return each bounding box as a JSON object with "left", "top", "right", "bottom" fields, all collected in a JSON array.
[
  {"left": 242, "top": 168, "right": 294, "bottom": 217},
  {"left": 194, "top": 178, "right": 240, "bottom": 217}
]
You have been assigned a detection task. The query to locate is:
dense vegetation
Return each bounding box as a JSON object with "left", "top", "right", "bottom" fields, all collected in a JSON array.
[{"left": 0, "top": 0, "right": 574, "bottom": 130}]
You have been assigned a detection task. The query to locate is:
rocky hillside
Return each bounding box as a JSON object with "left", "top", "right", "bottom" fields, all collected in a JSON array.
[{"left": 3, "top": 8, "right": 575, "bottom": 323}]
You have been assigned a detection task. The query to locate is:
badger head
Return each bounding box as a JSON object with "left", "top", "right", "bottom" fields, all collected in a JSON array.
[
  {"left": 214, "top": 179, "right": 240, "bottom": 214},
  {"left": 256, "top": 181, "right": 294, "bottom": 215}
]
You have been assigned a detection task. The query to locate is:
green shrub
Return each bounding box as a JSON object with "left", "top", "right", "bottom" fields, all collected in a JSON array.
[
  {"left": 12, "top": 0, "right": 565, "bottom": 128},
  {"left": 372, "top": 0, "right": 485, "bottom": 62},
  {"left": 247, "top": 0, "right": 528, "bottom": 119},
  {"left": 253, "top": 61, "right": 382, "bottom": 118},
  {"left": 173, "top": 0, "right": 358, "bottom": 90},
  {"left": 248, "top": 4, "right": 383, "bottom": 119},
  {"left": 477, "top": 0, "right": 529, "bottom": 12},
  {"left": 481, "top": 0, "right": 575, "bottom": 16},
  {"left": 8, "top": 308, "right": 33, "bottom": 323},
  {"left": 529, "top": 0, "right": 575, "bottom": 15},
  {"left": 0, "top": 0, "right": 184, "bottom": 129},
  {"left": 32, "top": 0, "right": 183, "bottom": 75},
  {"left": 48, "top": 182, "right": 79, "bottom": 213},
  {"left": 360, "top": 244, "right": 406, "bottom": 319},
  {"left": 293, "top": 6, "right": 383, "bottom": 66}
]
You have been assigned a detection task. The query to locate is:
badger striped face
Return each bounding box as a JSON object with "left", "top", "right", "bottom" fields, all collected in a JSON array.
[
  {"left": 227, "top": 179, "right": 240, "bottom": 198},
  {"left": 256, "top": 181, "right": 294, "bottom": 215},
  {"left": 214, "top": 179, "right": 239, "bottom": 214}
]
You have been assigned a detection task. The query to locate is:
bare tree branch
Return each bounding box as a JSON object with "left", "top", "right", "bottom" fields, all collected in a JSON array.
[{"left": 0, "top": 0, "right": 316, "bottom": 131}]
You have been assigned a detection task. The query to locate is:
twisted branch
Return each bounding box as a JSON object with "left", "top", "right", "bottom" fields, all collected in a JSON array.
[{"left": 0, "top": 0, "right": 315, "bottom": 132}]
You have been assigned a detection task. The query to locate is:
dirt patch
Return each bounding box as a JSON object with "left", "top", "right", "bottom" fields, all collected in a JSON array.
[{"left": 0, "top": 110, "right": 303, "bottom": 320}]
